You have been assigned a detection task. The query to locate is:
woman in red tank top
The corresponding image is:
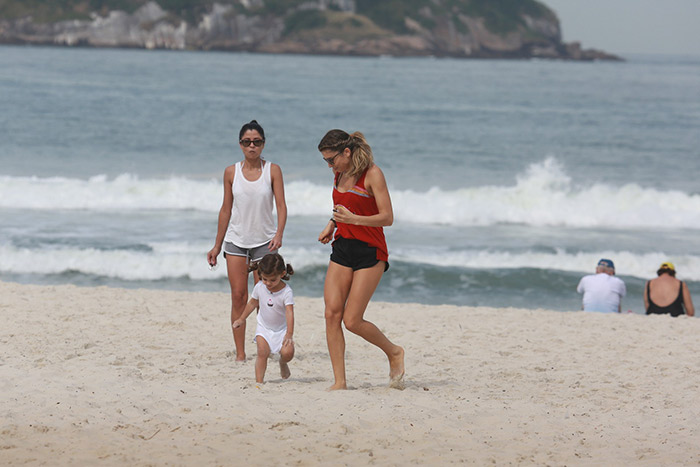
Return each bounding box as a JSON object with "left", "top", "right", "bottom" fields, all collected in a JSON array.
[{"left": 317, "top": 129, "right": 405, "bottom": 390}]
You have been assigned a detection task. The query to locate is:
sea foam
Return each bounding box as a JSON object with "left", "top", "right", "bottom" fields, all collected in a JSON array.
[
  {"left": 391, "top": 247, "right": 700, "bottom": 281},
  {"left": 0, "top": 242, "right": 331, "bottom": 282},
  {"left": 2, "top": 158, "right": 699, "bottom": 229},
  {"left": 2, "top": 243, "right": 700, "bottom": 282}
]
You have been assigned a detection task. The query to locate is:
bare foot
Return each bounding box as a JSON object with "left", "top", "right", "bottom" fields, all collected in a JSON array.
[
  {"left": 388, "top": 346, "right": 405, "bottom": 390},
  {"left": 280, "top": 361, "right": 291, "bottom": 379},
  {"left": 326, "top": 382, "right": 347, "bottom": 391},
  {"left": 235, "top": 352, "right": 246, "bottom": 362}
]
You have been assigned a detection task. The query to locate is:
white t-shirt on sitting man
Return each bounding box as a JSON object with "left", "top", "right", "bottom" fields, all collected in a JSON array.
[{"left": 577, "top": 273, "right": 626, "bottom": 313}]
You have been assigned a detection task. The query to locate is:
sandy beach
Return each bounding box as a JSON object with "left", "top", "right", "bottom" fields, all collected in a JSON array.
[{"left": 1, "top": 280, "right": 698, "bottom": 465}]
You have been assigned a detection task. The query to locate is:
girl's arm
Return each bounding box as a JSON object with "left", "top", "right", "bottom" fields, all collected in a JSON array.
[
  {"left": 207, "top": 165, "right": 235, "bottom": 266},
  {"left": 269, "top": 163, "right": 287, "bottom": 251},
  {"left": 232, "top": 298, "right": 260, "bottom": 329},
  {"left": 332, "top": 165, "right": 393, "bottom": 227},
  {"left": 283, "top": 304, "right": 294, "bottom": 345}
]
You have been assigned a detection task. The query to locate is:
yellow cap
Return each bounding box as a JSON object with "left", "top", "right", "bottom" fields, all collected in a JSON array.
[{"left": 659, "top": 261, "right": 675, "bottom": 271}]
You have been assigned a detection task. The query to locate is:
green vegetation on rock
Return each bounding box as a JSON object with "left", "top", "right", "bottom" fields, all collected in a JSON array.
[
  {"left": 0, "top": 0, "right": 237, "bottom": 23},
  {"left": 284, "top": 9, "right": 327, "bottom": 35},
  {"left": 0, "top": 0, "right": 141, "bottom": 22},
  {"left": 354, "top": 0, "right": 427, "bottom": 34},
  {"left": 1, "top": 0, "right": 554, "bottom": 35},
  {"left": 354, "top": 0, "right": 552, "bottom": 35},
  {"left": 462, "top": 0, "right": 553, "bottom": 33},
  {"left": 284, "top": 10, "right": 388, "bottom": 43}
]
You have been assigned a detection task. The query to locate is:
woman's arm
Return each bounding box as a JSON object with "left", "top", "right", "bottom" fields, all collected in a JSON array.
[
  {"left": 682, "top": 282, "right": 695, "bottom": 316},
  {"left": 643, "top": 281, "right": 650, "bottom": 311},
  {"left": 318, "top": 219, "right": 336, "bottom": 244},
  {"left": 207, "top": 165, "right": 235, "bottom": 266},
  {"left": 332, "top": 165, "right": 393, "bottom": 227},
  {"left": 270, "top": 163, "right": 287, "bottom": 250}
]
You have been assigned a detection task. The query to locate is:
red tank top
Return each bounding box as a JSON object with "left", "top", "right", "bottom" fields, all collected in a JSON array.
[{"left": 332, "top": 169, "right": 388, "bottom": 262}]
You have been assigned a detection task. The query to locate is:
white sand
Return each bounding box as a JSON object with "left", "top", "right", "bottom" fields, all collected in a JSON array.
[{"left": 1, "top": 280, "right": 699, "bottom": 465}]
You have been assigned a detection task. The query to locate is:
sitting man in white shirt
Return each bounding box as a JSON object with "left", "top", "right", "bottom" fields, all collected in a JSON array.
[{"left": 576, "top": 258, "right": 626, "bottom": 313}]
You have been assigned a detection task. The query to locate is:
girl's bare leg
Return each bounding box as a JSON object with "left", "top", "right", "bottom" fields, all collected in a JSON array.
[
  {"left": 279, "top": 341, "right": 294, "bottom": 380},
  {"left": 226, "top": 254, "right": 249, "bottom": 361},
  {"left": 342, "top": 262, "right": 405, "bottom": 388},
  {"left": 255, "top": 337, "right": 271, "bottom": 383},
  {"left": 323, "top": 262, "right": 353, "bottom": 390}
]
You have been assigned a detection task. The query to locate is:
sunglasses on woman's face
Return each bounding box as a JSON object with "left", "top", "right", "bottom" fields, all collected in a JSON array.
[
  {"left": 323, "top": 151, "right": 342, "bottom": 165},
  {"left": 240, "top": 139, "right": 265, "bottom": 147}
]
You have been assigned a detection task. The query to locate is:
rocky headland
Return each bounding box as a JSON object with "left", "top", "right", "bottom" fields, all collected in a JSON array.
[{"left": 0, "top": 0, "right": 622, "bottom": 60}]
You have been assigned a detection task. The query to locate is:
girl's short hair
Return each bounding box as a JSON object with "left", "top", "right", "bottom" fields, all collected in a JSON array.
[
  {"left": 251, "top": 253, "right": 294, "bottom": 280},
  {"left": 318, "top": 129, "right": 374, "bottom": 178},
  {"left": 239, "top": 120, "right": 265, "bottom": 141}
]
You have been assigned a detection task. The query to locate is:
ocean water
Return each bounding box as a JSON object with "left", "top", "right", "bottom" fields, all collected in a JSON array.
[{"left": 1, "top": 45, "right": 699, "bottom": 313}]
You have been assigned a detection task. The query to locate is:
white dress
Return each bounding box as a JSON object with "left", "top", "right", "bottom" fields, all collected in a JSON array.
[{"left": 251, "top": 281, "right": 294, "bottom": 354}]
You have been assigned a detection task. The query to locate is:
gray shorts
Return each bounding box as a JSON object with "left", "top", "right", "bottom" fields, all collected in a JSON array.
[{"left": 223, "top": 241, "right": 276, "bottom": 262}]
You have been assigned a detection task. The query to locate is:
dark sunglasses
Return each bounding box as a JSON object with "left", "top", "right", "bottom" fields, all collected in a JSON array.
[
  {"left": 240, "top": 139, "right": 265, "bottom": 147},
  {"left": 323, "top": 151, "right": 342, "bottom": 165}
]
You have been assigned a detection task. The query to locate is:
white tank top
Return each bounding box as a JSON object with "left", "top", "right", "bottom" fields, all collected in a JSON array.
[{"left": 224, "top": 160, "right": 277, "bottom": 248}]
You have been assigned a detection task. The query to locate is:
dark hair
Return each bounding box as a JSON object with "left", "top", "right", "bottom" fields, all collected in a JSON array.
[
  {"left": 657, "top": 267, "right": 676, "bottom": 277},
  {"left": 250, "top": 253, "right": 294, "bottom": 280},
  {"left": 239, "top": 120, "right": 265, "bottom": 141},
  {"left": 318, "top": 129, "right": 374, "bottom": 177}
]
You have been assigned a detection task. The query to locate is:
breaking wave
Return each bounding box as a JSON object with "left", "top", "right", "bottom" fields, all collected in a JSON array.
[{"left": 3, "top": 158, "right": 699, "bottom": 230}]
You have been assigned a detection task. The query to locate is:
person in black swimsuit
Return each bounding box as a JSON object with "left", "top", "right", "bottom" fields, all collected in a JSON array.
[{"left": 644, "top": 262, "right": 695, "bottom": 317}]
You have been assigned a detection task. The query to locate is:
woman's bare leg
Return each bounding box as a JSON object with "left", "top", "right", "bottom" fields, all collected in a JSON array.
[
  {"left": 324, "top": 262, "right": 353, "bottom": 390},
  {"left": 342, "top": 262, "right": 405, "bottom": 388},
  {"left": 226, "top": 254, "right": 249, "bottom": 361}
]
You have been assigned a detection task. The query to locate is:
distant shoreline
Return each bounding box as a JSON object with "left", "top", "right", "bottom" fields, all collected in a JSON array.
[{"left": 0, "top": 40, "right": 623, "bottom": 62}]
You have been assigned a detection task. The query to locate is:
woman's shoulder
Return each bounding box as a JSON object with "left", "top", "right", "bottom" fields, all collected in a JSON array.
[
  {"left": 267, "top": 161, "right": 283, "bottom": 172},
  {"left": 224, "top": 162, "right": 238, "bottom": 174},
  {"left": 363, "top": 163, "right": 383, "bottom": 178},
  {"left": 659, "top": 275, "right": 680, "bottom": 283},
  {"left": 364, "top": 164, "right": 387, "bottom": 186},
  {"left": 653, "top": 276, "right": 681, "bottom": 288},
  {"left": 222, "top": 163, "right": 238, "bottom": 183}
]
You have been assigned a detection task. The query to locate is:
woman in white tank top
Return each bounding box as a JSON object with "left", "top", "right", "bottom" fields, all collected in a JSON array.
[{"left": 207, "top": 120, "right": 287, "bottom": 361}]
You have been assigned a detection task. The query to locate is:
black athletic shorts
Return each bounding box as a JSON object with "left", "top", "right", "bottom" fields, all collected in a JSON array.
[{"left": 330, "top": 237, "right": 389, "bottom": 272}]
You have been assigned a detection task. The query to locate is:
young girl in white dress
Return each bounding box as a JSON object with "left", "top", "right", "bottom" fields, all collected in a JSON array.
[{"left": 232, "top": 253, "right": 295, "bottom": 383}]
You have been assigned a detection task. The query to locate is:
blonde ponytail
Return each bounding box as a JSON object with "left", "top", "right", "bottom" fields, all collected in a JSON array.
[{"left": 346, "top": 132, "right": 374, "bottom": 177}]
